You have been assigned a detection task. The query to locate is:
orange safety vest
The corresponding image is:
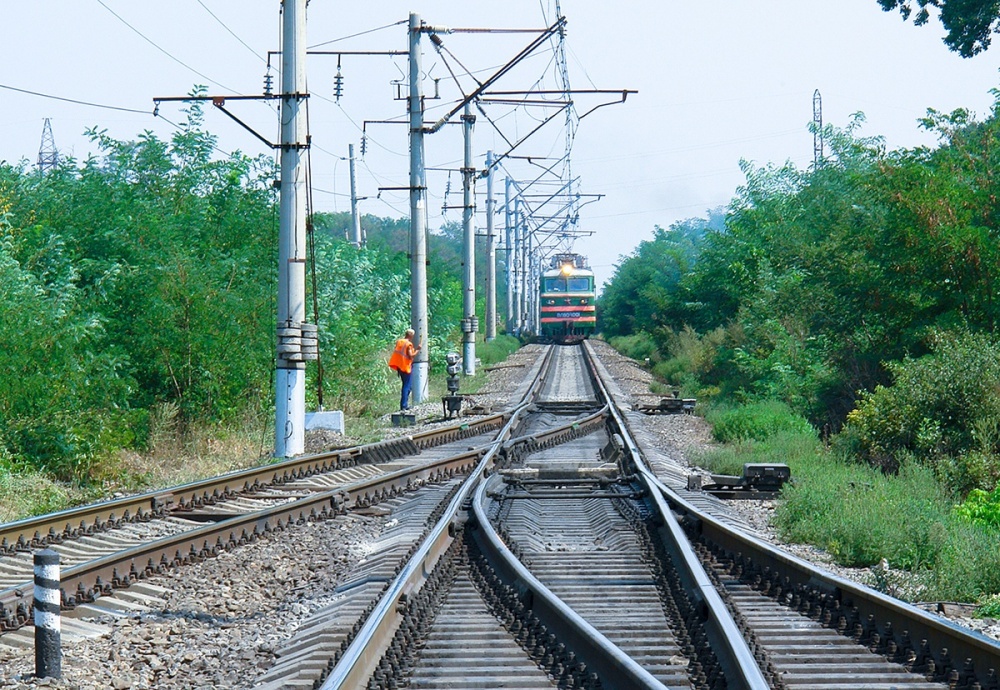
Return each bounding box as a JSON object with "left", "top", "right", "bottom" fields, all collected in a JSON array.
[{"left": 388, "top": 338, "right": 417, "bottom": 374}]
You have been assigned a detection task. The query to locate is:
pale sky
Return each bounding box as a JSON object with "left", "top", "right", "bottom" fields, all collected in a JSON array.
[{"left": 3, "top": 2, "right": 999, "bottom": 289}]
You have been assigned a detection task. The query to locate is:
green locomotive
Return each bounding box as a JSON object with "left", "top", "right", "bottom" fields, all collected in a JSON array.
[{"left": 539, "top": 253, "right": 596, "bottom": 342}]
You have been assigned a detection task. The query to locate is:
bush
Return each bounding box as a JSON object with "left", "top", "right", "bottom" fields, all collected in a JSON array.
[
  {"left": 477, "top": 335, "right": 520, "bottom": 367},
  {"left": 698, "top": 425, "right": 1000, "bottom": 601},
  {"left": 707, "top": 400, "right": 814, "bottom": 443},
  {"left": 0, "top": 464, "right": 74, "bottom": 521},
  {"left": 607, "top": 332, "right": 658, "bottom": 364},
  {"left": 840, "top": 330, "right": 1000, "bottom": 490},
  {"left": 775, "top": 458, "right": 950, "bottom": 571},
  {"left": 955, "top": 484, "right": 1000, "bottom": 531}
]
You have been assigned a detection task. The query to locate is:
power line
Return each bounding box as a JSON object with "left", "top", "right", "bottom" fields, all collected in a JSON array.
[
  {"left": 95, "top": 0, "right": 239, "bottom": 94},
  {"left": 0, "top": 83, "right": 150, "bottom": 114},
  {"left": 195, "top": 0, "right": 266, "bottom": 63},
  {"left": 309, "top": 19, "right": 408, "bottom": 50}
]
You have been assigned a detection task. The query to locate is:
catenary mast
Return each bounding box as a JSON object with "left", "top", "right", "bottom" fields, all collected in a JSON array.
[{"left": 274, "top": 0, "right": 310, "bottom": 457}]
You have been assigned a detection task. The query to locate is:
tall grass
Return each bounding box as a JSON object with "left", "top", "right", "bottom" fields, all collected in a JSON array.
[
  {"left": 695, "top": 400, "right": 1000, "bottom": 603},
  {"left": 706, "top": 400, "right": 813, "bottom": 443},
  {"left": 0, "top": 468, "right": 79, "bottom": 522}
]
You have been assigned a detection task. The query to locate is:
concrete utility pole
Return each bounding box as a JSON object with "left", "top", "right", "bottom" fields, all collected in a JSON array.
[
  {"left": 532, "top": 251, "right": 540, "bottom": 332},
  {"left": 521, "top": 231, "right": 535, "bottom": 333},
  {"left": 461, "top": 103, "right": 477, "bottom": 375},
  {"left": 517, "top": 216, "right": 531, "bottom": 331},
  {"left": 274, "top": 0, "right": 312, "bottom": 457},
  {"left": 349, "top": 143, "right": 362, "bottom": 247},
  {"left": 512, "top": 196, "right": 523, "bottom": 333},
  {"left": 484, "top": 151, "right": 496, "bottom": 341},
  {"left": 408, "top": 13, "right": 430, "bottom": 403},
  {"left": 504, "top": 176, "right": 514, "bottom": 335}
]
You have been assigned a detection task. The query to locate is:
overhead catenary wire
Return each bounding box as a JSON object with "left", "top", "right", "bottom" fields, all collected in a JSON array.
[
  {"left": 308, "top": 19, "right": 408, "bottom": 50},
  {"left": 0, "top": 83, "right": 150, "bottom": 114},
  {"left": 95, "top": 0, "right": 241, "bottom": 95},
  {"left": 195, "top": 0, "right": 266, "bottom": 63}
]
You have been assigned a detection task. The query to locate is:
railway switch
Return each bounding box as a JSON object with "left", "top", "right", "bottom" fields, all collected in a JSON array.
[{"left": 695, "top": 463, "right": 791, "bottom": 499}]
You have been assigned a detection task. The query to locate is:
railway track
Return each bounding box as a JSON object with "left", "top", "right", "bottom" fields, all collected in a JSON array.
[
  {"left": 5, "top": 342, "right": 1000, "bottom": 690},
  {"left": 0, "top": 349, "right": 549, "bottom": 638}
]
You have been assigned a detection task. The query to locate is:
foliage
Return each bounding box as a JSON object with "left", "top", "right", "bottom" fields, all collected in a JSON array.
[
  {"left": 697, "top": 410, "right": 1000, "bottom": 601},
  {"left": 955, "top": 484, "right": 1000, "bottom": 531},
  {"left": 308, "top": 236, "right": 409, "bottom": 414},
  {"left": 0, "top": 222, "right": 132, "bottom": 479},
  {"left": 650, "top": 327, "right": 729, "bottom": 399},
  {"left": 976, "top": 593, "right": 1000, "bottom": 618},
  {"left": 599, "top": 212, "right": 722, "bottom": 337},
  {"left": 777, "top": 456, "right": 952, "bottom": 570},
  {"left": 601, "top": 92, "right": 1000, "bottom": 446},
  {"left": 706, "top": 400, "right": 813, "bottom": 443},
  {"left": 477, "top": 335, "right": 521, "bottom": 367},
  {"left": 0, "top": 466, "right": 75, "bottom": 522},
  {"left": 607, "top": 332, "right": 659, "bottom": 364},
  {"left": 841, "top": 330, "right": 1000, "bottom": 491},
  {"left": 877, "top": 0, "right": 1000, "bottom": 57}
]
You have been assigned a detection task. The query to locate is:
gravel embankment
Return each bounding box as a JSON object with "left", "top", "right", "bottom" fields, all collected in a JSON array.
[{"left": 0, "top": 514, "right": 385, "bottom": 689}]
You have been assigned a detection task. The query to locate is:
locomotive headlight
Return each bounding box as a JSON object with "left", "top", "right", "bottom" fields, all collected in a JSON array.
[{"left": 560, "top": 263, "right": 572, "bottom": 276}]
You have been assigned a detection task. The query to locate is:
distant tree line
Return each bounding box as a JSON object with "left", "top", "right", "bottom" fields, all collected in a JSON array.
[{"left": 599, "top": 95, "right": 1000, "bottom": 495}]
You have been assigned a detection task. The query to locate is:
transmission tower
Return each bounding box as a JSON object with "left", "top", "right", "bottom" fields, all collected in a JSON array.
[
  {"left": 37, "top": 119, "right": 59, "bottom": 172},
  {"left": 812, "top": 89, "right": 823, "bottom": 168}
]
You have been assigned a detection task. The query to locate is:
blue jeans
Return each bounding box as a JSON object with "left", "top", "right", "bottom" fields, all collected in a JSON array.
[{"left": 398, "top": 370, "right": 412, "bottom": 410}]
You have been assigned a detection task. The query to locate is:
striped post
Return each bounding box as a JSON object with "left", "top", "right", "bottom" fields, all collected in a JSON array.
[{"left": 33, "top": 548, "right": 61, "bottom": 679}]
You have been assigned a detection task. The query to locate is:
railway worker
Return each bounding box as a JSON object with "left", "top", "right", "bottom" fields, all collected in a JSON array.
[{"left": 389, "top": 328, "right": 422, "bottom": 411}]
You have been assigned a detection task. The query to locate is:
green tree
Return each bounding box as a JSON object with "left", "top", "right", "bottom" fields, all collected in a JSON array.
[
  {"left": 877, "top": 0, "right": 1000, "bottom": 57},
  {"left": 599, "top": 211, "right": 721, "bottom": 336}
]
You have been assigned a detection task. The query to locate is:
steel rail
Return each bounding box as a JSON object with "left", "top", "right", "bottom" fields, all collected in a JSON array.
[
  {"left": 0, "top": 413, "right": 506, "bottom": 555},
  {"left": 586, "top": 339, "right": 1000, "bottom": 687},
  {"left": 581, "top": 341, "right": 771, "bottom": 690},
  {"left": 647, "top": 469, "right": 1000, "bottom": 687},
  {"left": 0, "top": 442, "right": 494, "bottom": 631},
  {"left": 317, "top": 346, "right": 554, "bottom": 689},
  {"left": 469, "top": 464, "right": 670, "bottom": 690}
]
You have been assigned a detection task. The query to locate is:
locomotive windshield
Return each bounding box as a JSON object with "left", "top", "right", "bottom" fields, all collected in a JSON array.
[{"left": 543, "top": 276, "right": 592, "bottom": 293}]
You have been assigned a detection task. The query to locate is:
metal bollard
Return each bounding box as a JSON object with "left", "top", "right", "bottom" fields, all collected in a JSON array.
[{"left": 33, "top": 549, "right": 61, "bottom": 679}]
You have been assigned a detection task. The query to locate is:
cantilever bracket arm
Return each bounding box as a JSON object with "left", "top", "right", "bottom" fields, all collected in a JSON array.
[
  {"left": 152, "top": 93, "right": 311, "bottom": 151},
  {"left": 210, "top": 99, "right": 278, "bottom": 150},
  {"left": 425, "top": 16, "right": 567, "bottom": 134},
  {"left": 578, "top": 90, "right": 636, "bottom": 121}
]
